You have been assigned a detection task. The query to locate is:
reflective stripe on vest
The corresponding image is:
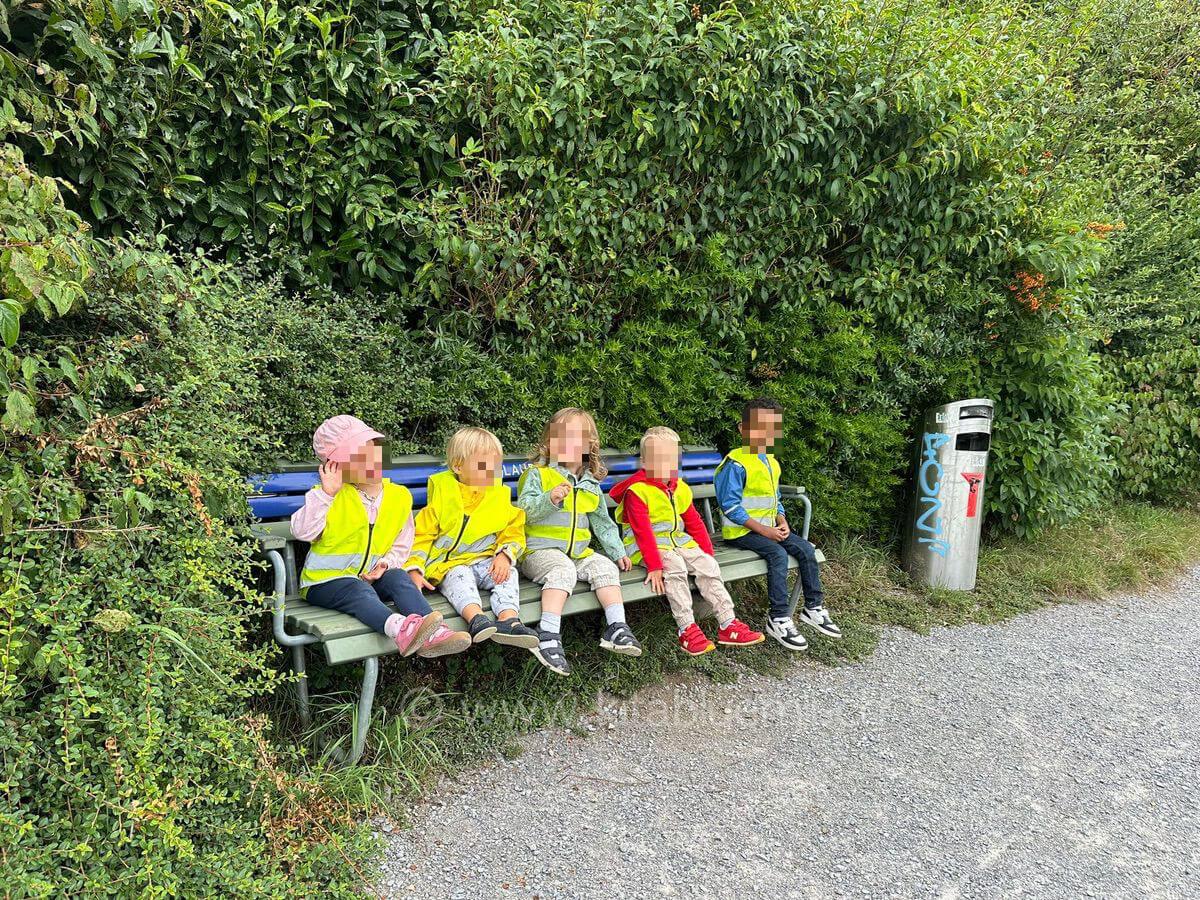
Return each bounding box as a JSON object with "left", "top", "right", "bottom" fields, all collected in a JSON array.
[
  {"left": 614, "top": 479, "right": 699, "bottom": 565},
  {"left": 299, "top": 480, "right": 413, "bottom": 591},
  {"left": 420, "top": 470, "right": 520, "bottom": 583},
  {"left": 716, "top": 448, "right": 781, "bottom": 540},
  {"left": 517, "top": 466, "right": 597, "bottom": 559}
]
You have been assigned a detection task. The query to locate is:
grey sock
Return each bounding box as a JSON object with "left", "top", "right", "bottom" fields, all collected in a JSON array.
[
  {"left": 719, "top": 617, "right": 734, "bottom": 629},
  {"left": 540, "top": 612, "right": 562, "bottom": 634},
  {"left": 603, "top": 604, "right": 626, "bottom": 626}
]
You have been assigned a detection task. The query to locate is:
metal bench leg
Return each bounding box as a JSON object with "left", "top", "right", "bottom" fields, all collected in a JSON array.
[
  {"left": 787, "top": 567, "right": 805, "bottom": 618},
  {"left": 292, "top": 645, "right": 312, "bottom": 728},
  {"left": 332, "top": 656, "right": 379, "bottom": 767}
]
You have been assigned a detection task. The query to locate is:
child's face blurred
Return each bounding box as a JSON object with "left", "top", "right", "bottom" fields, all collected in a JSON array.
[
  {"left": 643, "top": 438, "right": 679, "bottom": 481},
  {"left": 459, "top": 449, "right": 501, "bottom": 488},
  {"left": 742, "top": 409, "right": 782, "bottom": 449},
  {"left": 343, "top": 440, "right": 384, "bottom": 484},
  {"left": 548, "top": 417, "right": 587, "bottom": 467}
]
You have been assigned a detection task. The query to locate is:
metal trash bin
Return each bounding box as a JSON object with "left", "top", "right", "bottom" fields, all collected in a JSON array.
[{"left": 903, "top": 398, "right": 994, "bottom": 590}]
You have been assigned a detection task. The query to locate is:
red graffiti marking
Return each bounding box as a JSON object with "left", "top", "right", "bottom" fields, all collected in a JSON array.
[{"left": 962, "top": 472, "right": 984, "bottom": 517}]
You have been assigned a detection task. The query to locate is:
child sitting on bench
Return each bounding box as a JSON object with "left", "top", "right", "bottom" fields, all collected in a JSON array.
[
  {"left": 609, "top": 426, "right": 765, "bottom": 656},
  {"left": 292, "top": 415, "right": 470, "bottom": 658},
  {"left": 715, "top": 397, "right": 842, "bottom": 650},
  {"left": 517, "top": 407, "right": 643, "bottom": 676},
  {"left": 406, "top": 427, "right": 541, "bottom": 654}
]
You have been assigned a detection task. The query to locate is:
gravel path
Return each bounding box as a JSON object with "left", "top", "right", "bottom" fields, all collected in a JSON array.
[{"left": 377, "top": 569, "right": 1200, "bottom": 899}]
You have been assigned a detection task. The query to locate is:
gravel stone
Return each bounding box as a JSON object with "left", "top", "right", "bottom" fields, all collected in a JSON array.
[{"left": 376, "top": 568, "right": 1200, "bottom": 898}]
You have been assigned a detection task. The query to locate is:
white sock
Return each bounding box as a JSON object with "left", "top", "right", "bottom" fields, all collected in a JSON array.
[
  {"left": 719, "top": 617, "right": 734, "bottom": 629},
  {"left": 540, "top": 612, "right": 562, "bottom": 634},
  {"left": 677, "top": 622, "right": 694, "bottom": 635},
  {"left": 603, "top": 604, "right": 626, "bottom": 626},
  {"left": 383, "top": 614, "right": 403, "bottom": 638}
]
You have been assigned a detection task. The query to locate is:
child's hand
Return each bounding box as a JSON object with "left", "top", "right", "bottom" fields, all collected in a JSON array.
[
  {"left": 763, "top": 525, "right": 788, "bottom": 542},
  {"left": 644, "top": 569, "right": 665, "bottom": 595},
  {"left": 408, "top": 570, "right": 434, "bottom": 592},
  {"left": 549, "top": 483, "right": 570, "bottom": 505},
  {"left": 319, "top": 460, "right": 342, "bottom": 497},
  {"left": 362, "top": 561, "right": 388, "bottom": 582},
  {"left": 777, "top": 519, "right": 791, "bottom": 539},
  {"left": 489, "top": 552, "right": 511, "bottom": 584},
  {"left": 617, "top": 555, "right": 633, "bottom": 572}
]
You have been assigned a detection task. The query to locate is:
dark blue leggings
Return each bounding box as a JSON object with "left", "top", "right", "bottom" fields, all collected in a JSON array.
[
  {"left": 304, "top": 567, "right": 432, "bottom": 635},
  {"left": 729, "top": 530, "right": 824, "bottom": 618}
]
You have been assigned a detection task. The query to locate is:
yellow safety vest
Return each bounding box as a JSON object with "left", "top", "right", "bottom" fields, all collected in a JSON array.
[
  {"left": 715, "top": 447, "right": 781, "bottom": 539},
  {"left": 299, "top": 480, "right": 412, "bottom": 593},
  {"left": 518, "top": 466, "right": 598, "bottom": 560},
  {"left": 412, "top": 470, "right": 519, "bottom": 584},
  {"left": 614, "top": 479, "right": 699, "bottom": 566}
]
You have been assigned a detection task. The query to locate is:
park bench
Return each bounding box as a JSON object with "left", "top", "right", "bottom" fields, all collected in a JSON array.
[{"left": 251, "top": 446, "right": 823, "bottom": 764}]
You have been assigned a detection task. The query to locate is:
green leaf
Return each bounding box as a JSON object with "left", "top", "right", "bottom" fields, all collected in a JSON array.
[
  {"left": 0, "top": 300, "right": 20, "bottom": 347},
  {"left": 3, "top": 389, "right": 35, "bottom": 432}
]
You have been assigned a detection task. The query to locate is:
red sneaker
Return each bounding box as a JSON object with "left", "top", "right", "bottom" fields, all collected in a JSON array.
[
  {"left": 717, "top": 618, "right": 765, "bottom": 647},
  {"left": 678, "top": 623, "right": 715, "bottom": 656}
]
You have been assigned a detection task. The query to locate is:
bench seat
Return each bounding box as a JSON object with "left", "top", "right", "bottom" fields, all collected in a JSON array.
[
  {"left": 279, "top": 542, "right": 825, "bottom": 665},
  {"left": 251, "top": 446, "right": 822, "bottom": 764}
]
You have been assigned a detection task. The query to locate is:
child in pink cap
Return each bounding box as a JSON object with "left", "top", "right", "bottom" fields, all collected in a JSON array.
[{"left": 291, "top": 415, "right": 471, "bottom": 658}]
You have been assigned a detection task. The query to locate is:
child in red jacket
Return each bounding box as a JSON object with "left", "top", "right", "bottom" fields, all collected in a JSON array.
[{"left": 610, "top": 426, "right": 764, "bottom": 656}]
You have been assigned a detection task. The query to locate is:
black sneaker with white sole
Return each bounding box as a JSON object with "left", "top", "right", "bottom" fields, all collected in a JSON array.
[
  {"left": 799, "top": 605, "right": 843, "bottom": 639},
  {"left": 491, "top": 616, "right": 540, "bottom": 649},
  {"left": 764, "top": 616, "right": 809, "bottom": 651},
  {"left": 599, "top": 622, "right": 643, "bottom": 657},
  {"left": 533, "top": 631, "right": 571, "bottom": 676},
  {"left": 468, "top": 613, "right": 498, "bottom": 643}
]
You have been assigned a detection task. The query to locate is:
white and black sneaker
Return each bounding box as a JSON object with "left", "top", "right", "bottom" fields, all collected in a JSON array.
[
  {"left": 764, "top": 616, "right": 809, "bottom": 651},
  {"left": 799, "top": 605, "right": 843, "bottom": 639},
  {"left": 599, "top": 622, "right": 643, "bottom": 657},
  {"left": 533, "top": 631, "right": 571, "bottom": 676}
]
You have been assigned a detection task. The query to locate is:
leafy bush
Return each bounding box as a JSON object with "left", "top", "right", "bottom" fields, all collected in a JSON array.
[
  {"left": 3, "top": 0, "right": 1199, "bottom": 893},
  {"left": 0, "top": 241, "right": 375, "bottom": 896}
]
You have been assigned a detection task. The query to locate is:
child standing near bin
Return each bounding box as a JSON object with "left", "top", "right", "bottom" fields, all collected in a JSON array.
[
  {"left": 405, "top": 427, "right": 541, "bottom": 653},
  {"left": 291, "top": 415, "right": 471, "bottom": 658},
  {"left": 714, "top": 397, "right": 842, "bottom": 650},
  {"left": 609, "top": 426, "right": 764, "bottom": 656},
  {"left": 517, "top": 407, "right": 643, "bottom": 676}
]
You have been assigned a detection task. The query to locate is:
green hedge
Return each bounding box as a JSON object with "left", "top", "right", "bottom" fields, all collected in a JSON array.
[{"left": 3, "top": 0, "right": 1199, "bottom": 893}]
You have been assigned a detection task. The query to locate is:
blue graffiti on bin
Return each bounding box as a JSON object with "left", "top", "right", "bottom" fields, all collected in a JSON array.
[{"left": 914, "top": 432, "right": 951, "bottom": 557}]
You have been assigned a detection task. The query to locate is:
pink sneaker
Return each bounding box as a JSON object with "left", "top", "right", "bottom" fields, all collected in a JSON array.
[
  {"left": 393, "top": 612, "right": 442, "bottom": 657},
  {"left": 417, "top": 625, "right": 472, "bottom": 658}
]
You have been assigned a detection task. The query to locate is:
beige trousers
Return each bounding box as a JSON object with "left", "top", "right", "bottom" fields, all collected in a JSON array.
[{"left": 658, "top": 546, "right": 735, "bottom": 629}]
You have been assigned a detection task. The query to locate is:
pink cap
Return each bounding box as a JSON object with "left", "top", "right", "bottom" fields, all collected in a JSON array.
[{"left": 313, "top": 415, "right": 385, "bottom": 463}]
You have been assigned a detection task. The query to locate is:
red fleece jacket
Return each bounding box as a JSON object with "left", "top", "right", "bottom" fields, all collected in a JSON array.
[{"left": 609, "top": 469, "right": 714, "bottom": 572}]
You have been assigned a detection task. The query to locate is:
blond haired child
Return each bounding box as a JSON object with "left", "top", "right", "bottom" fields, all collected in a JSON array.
[
  {"left": 517, "top": 408, "right": 642, "bottom": 676},
  {"left": 291, "top": 415, "right": 470, "bottom": 658},
  {"left": 406, "top": 427, "right": 540, "bottom": 651},
  {"left": 609, "top": 426, "right": 764, "bottom": 656}
]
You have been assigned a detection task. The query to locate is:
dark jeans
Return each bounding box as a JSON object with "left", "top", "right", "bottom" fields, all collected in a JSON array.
[
  {"left": 730, "top": 530, "right": 824, "bottom": 618},
  {"left": 305, "top": 567, "right": 432, "bottom": 635}
]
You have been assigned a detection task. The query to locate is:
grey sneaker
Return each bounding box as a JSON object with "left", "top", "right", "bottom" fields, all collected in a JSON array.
[
  {"left": 533, "top": 631, "right": 571, "bottom": 676},
  {"left": 799, "top": 605, "right": 842, "bottom": 639},
  {"left": 599, "top": 622, "right": 643, "bottom": 657},
  {"left": 491, "top": 616, "right": 540, "bottom": 649},
  {"left": 468, "top": 613, "right": 498, "bottom": 643}
]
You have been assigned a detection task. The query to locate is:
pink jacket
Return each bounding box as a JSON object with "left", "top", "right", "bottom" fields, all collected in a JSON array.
[{"left": 289, "top": 487, "right": 415, "bottom": 571}]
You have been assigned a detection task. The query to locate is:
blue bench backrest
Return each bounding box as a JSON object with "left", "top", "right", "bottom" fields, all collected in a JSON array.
[{"left": 248, "top": 448, "right": 723, "bottom": 521}]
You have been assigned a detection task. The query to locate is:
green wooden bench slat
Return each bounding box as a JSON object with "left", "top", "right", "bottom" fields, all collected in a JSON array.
[{"left": 316, "top": 550, "right": 821, "bottom": 664}]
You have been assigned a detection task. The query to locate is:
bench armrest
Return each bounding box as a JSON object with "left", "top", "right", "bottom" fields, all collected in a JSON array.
[
  {"left": 262, "top": 547, "right": 318, "bottom": 649},
  {"left": 251, "top": 525, "right": 287, "bottom": 551},
  {"left": 779, "top": 483, "right": 812, "bottom": 541}
]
